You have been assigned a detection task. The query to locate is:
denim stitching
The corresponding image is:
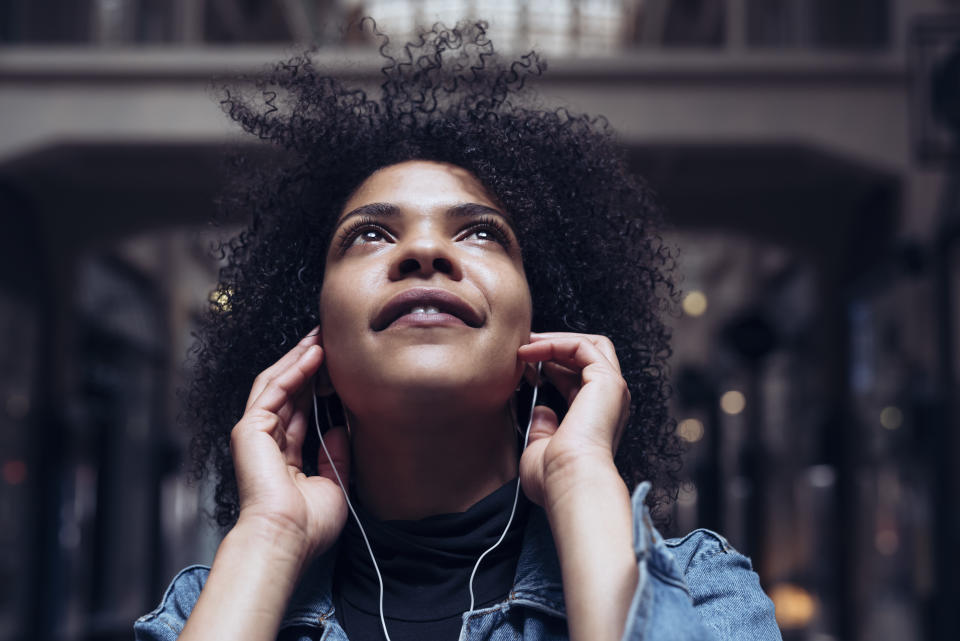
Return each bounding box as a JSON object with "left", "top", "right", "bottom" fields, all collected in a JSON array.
[{"left": 665, "top": 528, "right": 732, "bottom": 554}]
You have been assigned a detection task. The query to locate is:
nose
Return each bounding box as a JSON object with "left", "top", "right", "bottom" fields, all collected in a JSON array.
[{"left": 388, "top": 231, "right": 463, "bottom": 281}]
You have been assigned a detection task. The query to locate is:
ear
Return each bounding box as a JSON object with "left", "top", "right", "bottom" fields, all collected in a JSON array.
[
  {"left": 521, "top": 361, "right": 541, "bottom": 389},
  {"left": 308, "top": 323, "right": 335, "bottom": 397},
  {"left": 314, "top": 360, "right": 336, "bottom": 397}
]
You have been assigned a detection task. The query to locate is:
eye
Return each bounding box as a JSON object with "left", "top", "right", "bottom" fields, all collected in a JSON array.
[
  {"left": 336, "top": 216, "right": 392, "bottom": 252},
  {"left": 356, "top": 228, "right": 387, "bottom": 244},
  {"left": 467, "top": 228, "right": 497, "bottom": 242},
  {"left": 460, "top": 217, "right": 512, "bottom": 248}
]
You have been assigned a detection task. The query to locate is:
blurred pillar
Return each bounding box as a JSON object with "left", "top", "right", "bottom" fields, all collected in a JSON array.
[
  {"left": 0, "top": 181, "right": 59, "bottom": 641},
  {"left": 931, "top": 176, "right": 959, "bottom": 641},
  {"left": 929, "top": 42, "right": 960, "bottom": 641},
  {"left": 677, "top": 366, "right": 722, "bottom": 533},
  {"left": 721, "top": 311, "right": 777, "bottom": 581}
]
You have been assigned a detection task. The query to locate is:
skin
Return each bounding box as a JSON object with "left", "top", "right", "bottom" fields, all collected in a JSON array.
[
  {"left": 319, "top": 161, "right": 532, "bottom": 520},
  {"left": 178, "top": 161, "right": 638, "bottom": 641}
]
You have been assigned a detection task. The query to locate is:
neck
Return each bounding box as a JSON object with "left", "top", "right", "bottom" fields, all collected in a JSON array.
[{"left": 347, "top": 402, "right": 519, "bottom": 521}]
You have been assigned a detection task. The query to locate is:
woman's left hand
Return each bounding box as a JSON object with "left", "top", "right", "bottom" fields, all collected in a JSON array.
[
  {"left": 516, "top": 332, "right": 630, "bottom": 509},
  {"left": 516, "top": 332, "right": 637, "bottom": 641}
]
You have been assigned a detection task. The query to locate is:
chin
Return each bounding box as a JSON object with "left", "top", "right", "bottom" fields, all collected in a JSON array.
[
  {"left": 327, "top": 340, "right": 523, "bottom": 413},
  {"left": 340, "top": 364, "right": 517, "bottom": 416},
  {"left": 390, "top": 364, "right": 513, "bottom": 402}
]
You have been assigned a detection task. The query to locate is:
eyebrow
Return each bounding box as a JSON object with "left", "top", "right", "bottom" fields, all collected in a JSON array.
[{"left": 337, "top": 202, "right": 516, "bottom": 229}]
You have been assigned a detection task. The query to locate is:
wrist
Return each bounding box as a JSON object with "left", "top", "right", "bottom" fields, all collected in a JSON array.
[
  {"left": 232, "top": 513, "right": 315, "bottom": 570},
  {"left": 540, "top": 455, "right": 637, "bottom": 641},
  {"left": 178, "top": 517, "right": 310, "bottom": 640},
  {"left": 542, "top": 451, "right": 626, "bottom": 515}
]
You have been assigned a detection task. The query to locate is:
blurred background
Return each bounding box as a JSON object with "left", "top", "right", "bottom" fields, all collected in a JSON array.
[{"left": 1, "top": 1, "right": 958, "bottom": 640}]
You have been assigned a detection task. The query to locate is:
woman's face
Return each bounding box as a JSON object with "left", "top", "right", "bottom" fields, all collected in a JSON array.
[{"left": 319, "top": 160, "right": 532, "bottom": 414}]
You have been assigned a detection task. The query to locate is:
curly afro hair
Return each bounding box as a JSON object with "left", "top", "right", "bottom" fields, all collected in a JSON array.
[{"left": 187, "top": 20, "right": 682, "bottom": 530}]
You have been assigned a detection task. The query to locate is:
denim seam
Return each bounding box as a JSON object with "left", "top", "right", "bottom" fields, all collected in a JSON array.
[
  {"left": 504, "top": 592, "right": 567, "bottom": 619},
  {"left": 665, "top": 528, "right": 733, "bottom": 554},
  {"left": 138, "top": 565, "right": 210, "bottom": 625},
  {"left": 158, "top": 616, "right": 181, "bottom": 636},
  {"left": 646, "top": 562, "right": 691, "bottom": 594},
  {"left": 279, "top": 614, "right": 327, "bottom": 630}
]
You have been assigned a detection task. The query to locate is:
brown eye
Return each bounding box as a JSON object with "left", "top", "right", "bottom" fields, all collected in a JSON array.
[
  {"left": 336, "top": 216, "right": 393, "bottom": 253},
  {"left": 460, "top": 217, "right": 512, "bottom": 248},
  {"left": 356, "top": 228, "right": 387, "bottom": 244},
  {"left": 469, "top": 229, "right": 496, "bottom": 242}
]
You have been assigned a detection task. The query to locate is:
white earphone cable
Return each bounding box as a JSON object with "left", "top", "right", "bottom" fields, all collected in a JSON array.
[
  {"left": 312, "top": 362, "right": 541, "bottom": 641},
  {"left": 467, "top": 362, "right": 540, "bottom": 612},
  {"left": 312, "top": 388, "right": 391, "bottom": 641}
]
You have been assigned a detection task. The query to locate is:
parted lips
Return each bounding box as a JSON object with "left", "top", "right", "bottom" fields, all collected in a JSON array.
[{"left": 372, "top": 287, "right": 484, "bottom": 330}]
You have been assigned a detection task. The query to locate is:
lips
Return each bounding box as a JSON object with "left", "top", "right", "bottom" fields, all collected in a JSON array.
[{"left": 372, "top": 287, "right": 484, "bottom": 330}]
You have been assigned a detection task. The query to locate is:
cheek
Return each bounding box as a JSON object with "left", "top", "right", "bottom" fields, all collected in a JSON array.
[
  {"left": 490, "top": 274, "right": 532, "bottom": 382},
  {"left": 317, "top": 273, "right": 361, "bottom": 365},
  {"left": 506, "top": 271, "right": 533, "bottom": 331}
]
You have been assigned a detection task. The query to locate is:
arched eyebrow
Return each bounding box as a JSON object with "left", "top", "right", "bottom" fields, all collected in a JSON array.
[{"left": 336, "top": 202, "right": 516, "bottom": 229}]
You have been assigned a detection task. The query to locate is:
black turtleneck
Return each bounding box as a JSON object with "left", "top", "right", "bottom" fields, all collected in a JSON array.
[{"left": 332, "top": 479, "right": 531, "bottom": 641}]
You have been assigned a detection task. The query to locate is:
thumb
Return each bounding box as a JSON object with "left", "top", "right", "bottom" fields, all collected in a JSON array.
[
  {"left": 316, "top": 425, "right": 351, "bottom": 486},
  {"left": 526, "top": 405, "right": 559, "bottom": 446},
  {"left": 519, "top": 405, "right": 559, "bottom": 507}
]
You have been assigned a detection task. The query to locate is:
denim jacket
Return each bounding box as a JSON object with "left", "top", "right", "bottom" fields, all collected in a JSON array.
[{"left": 134, "top": 483, "right": 782, "bottom": 641}]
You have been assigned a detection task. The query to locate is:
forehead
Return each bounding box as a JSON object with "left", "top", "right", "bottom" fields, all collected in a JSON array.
[{"left": 340, "top": 160, "right": 498, "bottom": 219}]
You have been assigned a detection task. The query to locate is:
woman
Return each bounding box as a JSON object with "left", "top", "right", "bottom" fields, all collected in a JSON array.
[{"left": 135, "top": 21, "right": 781, "bottom": 641}]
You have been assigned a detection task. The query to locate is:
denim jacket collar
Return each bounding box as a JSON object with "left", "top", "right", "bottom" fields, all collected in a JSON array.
[{"left": 278, "top": 503, "right": 568, "bottom": 632}]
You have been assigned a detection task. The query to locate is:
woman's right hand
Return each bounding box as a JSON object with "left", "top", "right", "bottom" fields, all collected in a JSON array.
[{"left": 230, "top": 327, "right": 350, "bottom": 563}]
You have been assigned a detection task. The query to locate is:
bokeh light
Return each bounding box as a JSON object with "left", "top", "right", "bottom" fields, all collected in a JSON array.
[
  {"left": 682, "top": 290, "right": 708, "bottom": 317},
  {"left": 769, "top": 583, "right": 817, "bottom": 630},
  {"left": 677, "top": 418, "right": 705, "bottom": 443},
  {"left": 720, "top": 390, "right": 746, "bottom": 415},
  {"left": 880, "top": 406, "right": 903, "bottom": 430}
]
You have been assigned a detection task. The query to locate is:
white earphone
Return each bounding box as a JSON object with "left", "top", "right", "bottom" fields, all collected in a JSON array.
[{"left": 311, "top": 363, "right": 542, "bottom": 641}]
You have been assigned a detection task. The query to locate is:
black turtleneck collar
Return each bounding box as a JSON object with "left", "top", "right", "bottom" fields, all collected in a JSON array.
[{"left": 333, "top": 478, "right": 531, "bottom": 641}]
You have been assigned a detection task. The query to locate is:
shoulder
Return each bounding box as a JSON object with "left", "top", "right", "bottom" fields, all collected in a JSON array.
[
  {"left": 626, "top": 483, "right": 782, "bottom": 640},
  {"left": 663, "top": 528, "right": 760, "bottom": 598},
  {"left": 665, "top": 528, "right": 739, "bottom": 575},
  {"left": 663, "top": 529, "right": 780, "bottom": 639},
  {"left": 134, "top": 565, "right": 210, "bottom": 641}
]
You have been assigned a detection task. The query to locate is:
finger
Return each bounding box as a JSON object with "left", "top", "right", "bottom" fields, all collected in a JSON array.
[
  {"left": 246, "top": 328, "right": 322, "bottom": 409},
  {"left": 231, "top": 408, "right": 291, "bottom": 498},
  {"left": 526, "top": 405, "right": 559, "bottom": 446},
  {"left": 236, "top": 408, "right": 289, "bottom": 451},
  {"left": 282, "top": 386, "right": 315, "bottom": 468},
  {"left": 316, "top": 425, "right": 350, "bottom": 486},
  {"left": 249, "top": 345, "right": 324, "bottom": 418},
  {"left": 519, "top": 336, "right": 614, "bottom": 377},
  {"left": 588, "top": 335, "right": 620, "bottom": 375},
  {"left": 518, "top": 407, "right": 559, "bottom": 507},
  {"left": 521, "top": 337, "right": 630, "bottom": 451},
  {"left": 540, "top": 361, "right": 581, "bottom": 405},
  {"left": 528, "top": 332, "right": 621, "bottom": 375}
]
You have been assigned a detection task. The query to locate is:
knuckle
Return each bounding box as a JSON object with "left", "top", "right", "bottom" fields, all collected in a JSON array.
[
  {"left": 244, "top": 407, "right": 281, "bottom": 431},
  {"left": 230, "top": 421, "right": 250, "bottom": 450}
]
